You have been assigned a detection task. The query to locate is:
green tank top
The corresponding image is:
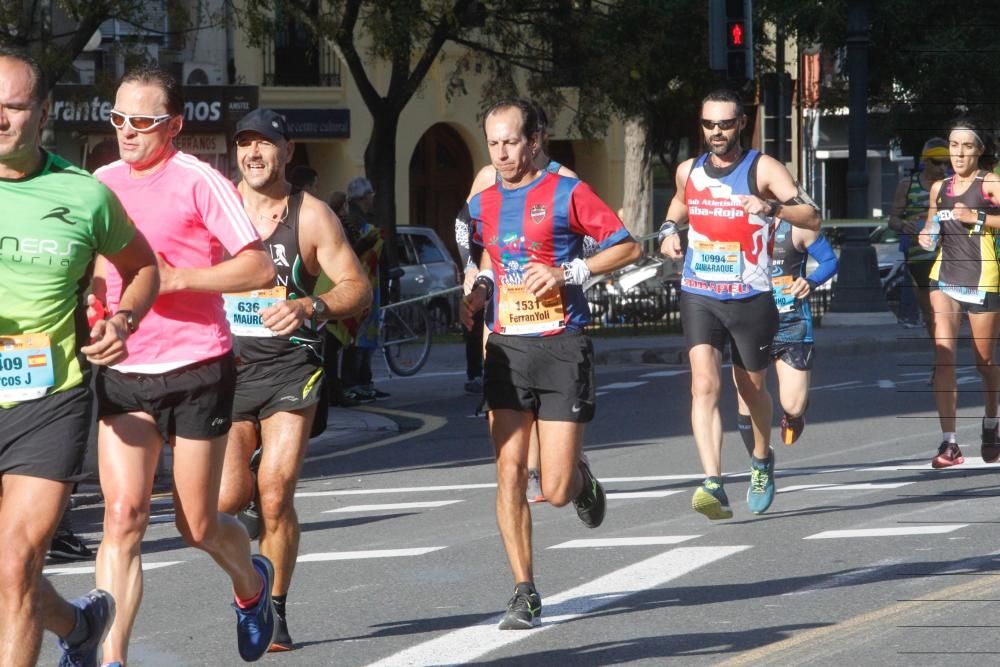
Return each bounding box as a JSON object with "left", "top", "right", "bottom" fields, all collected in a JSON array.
[{"left": 0, "top": 151, "right": 135, "bottom": 405}]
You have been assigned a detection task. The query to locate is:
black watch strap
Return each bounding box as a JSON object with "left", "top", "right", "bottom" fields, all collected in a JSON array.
[{"left": 114, "top": 309, "right": 137, "bottom": 334}]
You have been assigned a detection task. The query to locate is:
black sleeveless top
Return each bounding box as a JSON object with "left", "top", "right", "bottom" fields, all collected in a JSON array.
[{"left": 236, "top": 191, "right": 324, "bottom": 363}]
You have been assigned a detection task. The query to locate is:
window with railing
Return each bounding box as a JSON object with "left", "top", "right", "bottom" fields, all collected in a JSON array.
[{"left": 262, "top": 3, "right": 340, "bottom": 87}]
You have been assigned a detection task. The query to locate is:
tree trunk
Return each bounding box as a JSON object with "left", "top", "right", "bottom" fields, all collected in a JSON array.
[
  {"left": 621, "top": 115, "right": 652, "bottom": 239},
  {"left": 365, "top": 107, "right": 400, "bottom": 269}
]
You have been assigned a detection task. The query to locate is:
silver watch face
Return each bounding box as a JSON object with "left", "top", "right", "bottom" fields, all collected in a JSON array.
[{"left": 312, "top": 298, "right": 327, "bottom": 314}]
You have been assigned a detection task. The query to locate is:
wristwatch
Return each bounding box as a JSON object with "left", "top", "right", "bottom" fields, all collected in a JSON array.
[
  {"left": 113, "top": 309, "right": 138, "bottom": 334},
  {"left": 310, "top": 297, "right": 327, "bottom": 319}
]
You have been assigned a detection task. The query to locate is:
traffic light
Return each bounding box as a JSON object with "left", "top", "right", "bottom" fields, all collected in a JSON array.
[{"left": 709, "top": 0, "right": 753, "bottom": 82}]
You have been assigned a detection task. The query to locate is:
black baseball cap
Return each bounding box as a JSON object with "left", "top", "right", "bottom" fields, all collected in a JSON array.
[{"left": 235, "top": 108, "right": 289, "bottom": 144}]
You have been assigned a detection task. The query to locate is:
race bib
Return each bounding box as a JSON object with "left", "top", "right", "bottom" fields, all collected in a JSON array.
[
  {"left": 223, "top": 287, "right": 287, "bottom": 337},
  {"left": 772, "top": 275, "right": 797, "bottom": 313},
  {"left": 692, "top": 241, "right": 743, "bottom": 282},
  {"left": 940, "top": 281, "right": 986, "bottom": 305},
  {"left": 0, "top": 333, "right": 55, "bottom": 403},
  {"left": 497, "top": 283, "right": 565, "bottom": 335}
]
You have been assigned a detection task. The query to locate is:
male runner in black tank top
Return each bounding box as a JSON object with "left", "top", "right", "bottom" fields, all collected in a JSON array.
[{"left": 218, "top": 108, "right": 371, "bottom": 651}]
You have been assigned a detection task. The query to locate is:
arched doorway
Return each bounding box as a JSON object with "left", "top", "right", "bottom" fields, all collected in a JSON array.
[{"left": 408, "top": 123, "right": 474, "bottom": 265}]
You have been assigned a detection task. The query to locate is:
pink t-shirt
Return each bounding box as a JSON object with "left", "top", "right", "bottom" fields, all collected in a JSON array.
[{"left": 96, "top": 150, "right": 260, "bottom": 372}]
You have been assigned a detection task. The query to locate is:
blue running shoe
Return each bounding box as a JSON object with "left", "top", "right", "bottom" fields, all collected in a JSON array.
[
  {"left": 233, "top": 555, "right": 276, "bottom": 662},
  {"left": 57, "top": 589, "right": 116, "bottom": 667},
  {"left": 747, "top": 448, "right": 776, "bottom": 514},
  {"left": 691, "top": 477, "right": 732, "bottom": 520}
]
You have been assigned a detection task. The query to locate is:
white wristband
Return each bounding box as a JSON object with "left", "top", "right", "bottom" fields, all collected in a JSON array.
[{"left": 561, "top": 257, "right": 591, "bottom": 286}]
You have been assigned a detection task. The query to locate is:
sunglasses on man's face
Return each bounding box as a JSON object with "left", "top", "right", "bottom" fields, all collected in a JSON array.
[
  {"left": 700, "top": 118, "right": 740, "bottom": 131},
  {"left": 109, "top": 110, "right": 173, "bottom": 132},
  {"left": 928, "top": 158, "right": 949, "bottom": 167}
]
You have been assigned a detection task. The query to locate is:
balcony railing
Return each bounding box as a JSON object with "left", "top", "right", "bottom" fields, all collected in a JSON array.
[{"left": 263, "top": 33, "right": 340, "bottom": 87}]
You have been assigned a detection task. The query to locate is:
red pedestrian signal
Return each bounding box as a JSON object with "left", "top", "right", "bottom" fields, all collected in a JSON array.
[{"left": 729, "top": 22, "right": 744, "bottom": 47}]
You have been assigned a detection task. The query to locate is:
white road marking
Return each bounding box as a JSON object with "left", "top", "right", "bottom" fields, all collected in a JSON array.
[
  {"left": 878, "top": 379, "right": 896, "bottom": 389},
  {"left": 862, "top": 457, "right": 996, "bottom": 471},
  {"left": 298, "top": 547, "right": 445, "bottom": 562},
  {"left": 607, "top": 490, "right": 684, "bottom": 499},
  {"left": 810, "top": 381, "right": 862, "bottom": 391},
  {"left": 599, "top": 381, "right": 648, "bottom": 390},
  {"left": 548, "top": 536, "right": 700, "bottom": 549},
  {"left": 298, "top": 483, "right": 497, "bottom": 497},
  {"left": 602, "top": 474, "right": 705, "bottom": 482},
  {"left": 149, "top": 513, "right": 175, "bottom": 524},
  {"left": 364, "top": 546, "right": 749, "bottom": 667},
  {"left": 595, "top": 391, "right": 607, "bottom": 396},
  {"left": 640, "top": 369, "right": 690, "bottom": 378},
  {"left": 323, "top": 500, "right": 464, "bottom": 513},
  {"left": 778, "top": 482, "right": 914, "bottom": 493},
  {"left": 805, "top": 525, "right": 968, "bottom": 540},
  {"left": 44, "top": 561, "right": 183, "bottom": 576}
]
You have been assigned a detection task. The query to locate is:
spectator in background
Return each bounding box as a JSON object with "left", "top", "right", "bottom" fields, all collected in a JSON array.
[
  {"left": 289, "top": 165, "right": 319, "bottom": 196},
  {"left": 339, "top": 177, "right": 388, "bottom": 402},
  {"left": 323, "top": 190, "right": 356, "bottom": 406}
]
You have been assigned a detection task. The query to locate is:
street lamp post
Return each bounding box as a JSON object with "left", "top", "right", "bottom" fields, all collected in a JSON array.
[{"left": 830, "top": 0, "right": 886, "bottom": 313}]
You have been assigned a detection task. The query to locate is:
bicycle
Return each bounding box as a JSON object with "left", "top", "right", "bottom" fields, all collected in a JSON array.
[{"left": 379, "top": 267, "right": 433, "bottom": 376}]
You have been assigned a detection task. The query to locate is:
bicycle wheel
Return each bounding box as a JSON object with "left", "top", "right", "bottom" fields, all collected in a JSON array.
[{"left": 382, "top": 302, "right": 432, "bottom": 376}]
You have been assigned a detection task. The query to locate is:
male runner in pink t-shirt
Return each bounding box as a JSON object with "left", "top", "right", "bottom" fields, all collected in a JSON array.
[{"left": 92, "top": 66, "right": 278, "bottom": 665}]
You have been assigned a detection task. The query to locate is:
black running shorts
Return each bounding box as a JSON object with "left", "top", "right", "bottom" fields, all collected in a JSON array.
[
  {"left": 0, "top": 385, "right": 91, "bottom": 481},
  {"left": 96, "top": 353, "right": 236, "bottom": 440},
  {"left": 770, "top": 341, "right": 814, "bottom": 371},
  {"left": 929, "top": 280, "right": 1000, "bottom": 314},
  {"left": 483, "top": 330, "right": 595, "bottom": 423},
  {"left": 680, "top": 291, "right": 779, "bottom": 372},
  {"left": 232, "top": 347, "right": 324, "bottom": 423}
]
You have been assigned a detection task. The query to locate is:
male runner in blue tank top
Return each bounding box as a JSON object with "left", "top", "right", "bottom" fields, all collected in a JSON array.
[
  {"left": 660, "top": 89, "right": 821, "bottom": 519},
  {"left": 218, "top": 108, "right": 371, "bottom": 651},
  {"left": 735, "top": 214, "right": 837, "bottom": 452}
]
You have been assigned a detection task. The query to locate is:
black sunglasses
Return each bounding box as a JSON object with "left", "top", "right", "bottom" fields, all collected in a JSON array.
[
  {"left": 928, "top": 158, "right": 949, "bottom": 166},
  {"left": 700, "top": 118, "right": 740, "bottom": 131}
]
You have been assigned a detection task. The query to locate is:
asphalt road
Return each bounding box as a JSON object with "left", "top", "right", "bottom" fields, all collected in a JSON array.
[{"left": 42, "top": 338, "right": 1000, "bottom": 666}]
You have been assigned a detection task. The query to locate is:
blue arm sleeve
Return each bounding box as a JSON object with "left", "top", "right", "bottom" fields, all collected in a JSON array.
[{"left": 804, "top": 235, "right": 838, "bottom": 287}]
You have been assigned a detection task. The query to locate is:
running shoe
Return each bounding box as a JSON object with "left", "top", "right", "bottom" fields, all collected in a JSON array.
[
  {"left": 57, "top": 589, "right": 116, "bottom": 667},
  {"left": 981, "top": 420, "right": 1000, "bottom": 464},
  {"left": 464, "top": 377, "right": 483, "bottom": 395},
  {"left": 498, "top": 585, "right": 541, "bottom": 630},
  {"left": 345, "top": 387, "right": 376, "bottom": 403},
  {"left": 49, "top": 530, "right": 94, "bottom": 562},
  {"left": 237, "top": 501, "right": 261, "bottom": 541},
  {"left": 573, "top": 458, "right": 606, "bottom": 528},
  {"left": 372, "top": 387, "right": 391, "bottom": 399},
  {"left": 526, "top": 468, "right": 545, "bottom": 503},
  {"left": 691, "top": 477, "right": 732, "bottom": 520},
  {"left": 233, "top": 555, "right": 276, "bottom": 662},
  {"left": 931, "top": 441, "right": 965, "bottom": 468},
  {"left": 269, "top": 605, "right": 293, "bottom": 652},
  {"left": 780, "top": 414, "right": 805, "bottom": 446},
  {"left": 747, "top": 448, "right": 776, "bottom": 515}
]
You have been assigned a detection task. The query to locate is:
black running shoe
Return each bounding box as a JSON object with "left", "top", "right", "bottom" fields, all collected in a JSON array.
[
  {"left": 982, "top": 419, "right": 1000, "bottom": 464},
  {"left": 574, "top": 458, "right": 606, "bottom": 529},
  {"left": 269, "top": 606, "right": 293, "bottom": 652},
  {"left": 49, "top": 530, "right": 94, "bottom": 562},
  {"left": 237, "top": 501, "right": 261, "bottom": 541},
  {"left": 498, "top": 585, "right": 541, "bottom": 630}
]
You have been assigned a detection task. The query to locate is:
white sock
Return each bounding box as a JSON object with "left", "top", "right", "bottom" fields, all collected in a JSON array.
[
  {"left": 942, "top": 432, "right": 957, "bottom": 444},
  {"left": 984, "top": 418, "right": 998, "bottom": 430}
]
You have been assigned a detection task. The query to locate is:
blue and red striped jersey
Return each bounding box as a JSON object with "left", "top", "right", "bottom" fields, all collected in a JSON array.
[{"left": 470, "top": 171, "right": 631, "bottom": 335}]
